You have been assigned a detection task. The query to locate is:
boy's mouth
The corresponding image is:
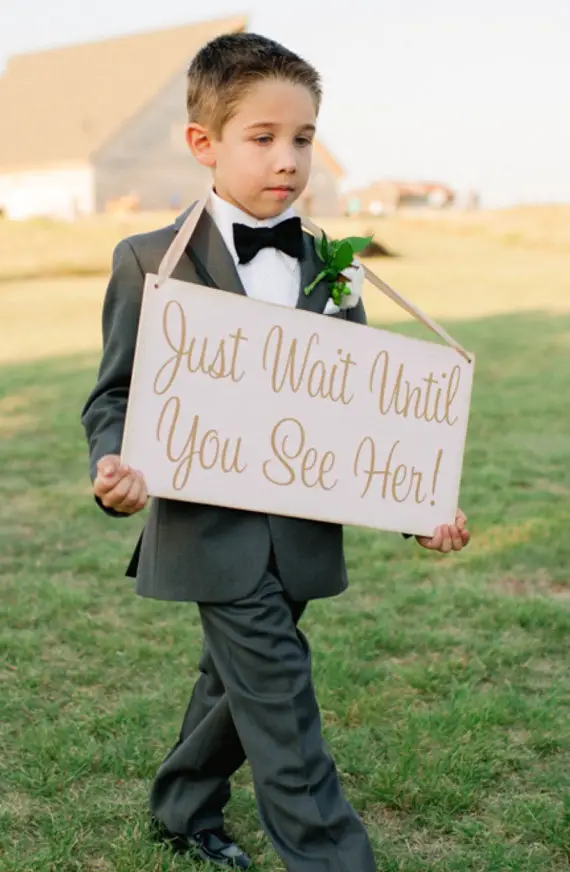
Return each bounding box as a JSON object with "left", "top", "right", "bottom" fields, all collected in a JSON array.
[{"left": 265, "top": 185, "right": 295, "bottom": 198}]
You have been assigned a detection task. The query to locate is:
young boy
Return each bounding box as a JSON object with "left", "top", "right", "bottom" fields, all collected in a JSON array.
[{"left": 81, "top": 32, "right": 470, "bottom": 872}]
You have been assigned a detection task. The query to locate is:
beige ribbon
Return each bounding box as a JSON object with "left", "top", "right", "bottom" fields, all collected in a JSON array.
[
  {"left": 156, "top": 192, "right": 472, "bottom": 364},
  {"left": 301, "top": 216, "right": 473, "bottom": 363},
  {"left": 156, "top": 194, "right": 209, "bottom": 286}
]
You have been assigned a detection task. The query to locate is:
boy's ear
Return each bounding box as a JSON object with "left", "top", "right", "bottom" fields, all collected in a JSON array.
[{"left": 185, "top": 123, "right": 217, "bottom": 168}]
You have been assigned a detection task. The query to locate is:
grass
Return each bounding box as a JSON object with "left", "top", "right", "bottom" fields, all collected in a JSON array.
[
  {"left": 2, "top": 206, "right": 570, "bottom": 366},
  {"left": 2, "top": 300, "right": 570, "bottom": 870},
  {"left": 1, "top": 203, "right": 569, "bottom": 284}
]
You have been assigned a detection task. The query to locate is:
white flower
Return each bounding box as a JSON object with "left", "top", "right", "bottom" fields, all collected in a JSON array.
[{"left": 338, "top": 258, "right": 364, "bottom": 309}]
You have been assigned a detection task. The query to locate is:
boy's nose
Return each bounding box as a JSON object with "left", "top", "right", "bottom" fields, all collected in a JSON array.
[{"left": 273, "top": 146, "right": 297, "bottom": 174}]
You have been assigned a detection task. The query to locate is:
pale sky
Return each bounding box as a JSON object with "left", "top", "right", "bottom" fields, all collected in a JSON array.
[{"left": 1, "top": 0, "right": 568, "bottom": 207}]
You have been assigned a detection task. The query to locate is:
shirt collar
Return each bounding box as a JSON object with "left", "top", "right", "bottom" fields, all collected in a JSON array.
[{"left": 208, "top": 189, "right": 297, "bottom": 264}]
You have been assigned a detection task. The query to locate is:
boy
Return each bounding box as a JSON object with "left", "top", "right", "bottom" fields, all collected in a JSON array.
[{"left": 81, "top": 32, "right": 470, "bottom": 872}]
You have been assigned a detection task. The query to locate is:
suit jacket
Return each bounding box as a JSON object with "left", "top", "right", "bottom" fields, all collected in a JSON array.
[{"left": 81, "top": 203, "right": 368, "bottom": 604}]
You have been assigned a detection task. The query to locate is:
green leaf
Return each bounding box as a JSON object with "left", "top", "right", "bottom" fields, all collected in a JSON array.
[
  {"left": 319, "top": 231, "right": 330, "bottom": 262},
  {"left": 331, "top": 240, "right": 354, "bottom": 272},
  {"left": 341, "top": 235, "right": 374, "bottom": 253}
]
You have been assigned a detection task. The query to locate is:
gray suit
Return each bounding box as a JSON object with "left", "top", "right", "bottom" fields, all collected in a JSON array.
[
  {"left": 81, "top": 204, "right": 377, "bottom": 871},
  {"left": 81, "top": 204, "right": 367, "bottom": 605}
]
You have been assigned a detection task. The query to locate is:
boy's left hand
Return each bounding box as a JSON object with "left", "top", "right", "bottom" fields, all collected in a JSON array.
[{"left": 416, "top": 509, "right": 470, "bottom": 553}]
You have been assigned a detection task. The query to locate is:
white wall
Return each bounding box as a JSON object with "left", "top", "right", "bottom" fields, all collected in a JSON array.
[{"left": 0, "top": 165, "right": 94, "bottom": 220}]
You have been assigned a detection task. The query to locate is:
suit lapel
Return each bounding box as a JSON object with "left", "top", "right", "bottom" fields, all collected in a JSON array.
[
  {"left": 174, "top": 203, "right": 246, "bottom": 296},
  {"left": 295, "top": 231, "right": 331, "bottom": 315}
]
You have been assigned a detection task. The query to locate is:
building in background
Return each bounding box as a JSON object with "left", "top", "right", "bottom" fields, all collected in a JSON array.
[
  {"left": 343, "top": 180, "right": 456, "bottom": 216},
  {"left": 0, "top": 16, "right": 343, "bottom": 220},
  {"left": 296, "top": 141, "right": 344, "bottom": 219}
]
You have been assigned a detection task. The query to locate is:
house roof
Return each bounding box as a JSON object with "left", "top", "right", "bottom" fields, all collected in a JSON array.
[{"left": 0, "top": 15, "right": 247, "bottom": 172}]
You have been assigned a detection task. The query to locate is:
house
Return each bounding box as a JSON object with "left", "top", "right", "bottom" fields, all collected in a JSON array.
[
  {"left": 0, "top": 16, "right": 343, "bottom": 220},
  {"left": 343, "top": 180, "right": 455, "bottom": 216}
]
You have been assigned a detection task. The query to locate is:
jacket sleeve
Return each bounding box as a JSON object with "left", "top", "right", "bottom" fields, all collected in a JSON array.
[{"left": 81, "top": 239, "right": 145, "bottom": 512}]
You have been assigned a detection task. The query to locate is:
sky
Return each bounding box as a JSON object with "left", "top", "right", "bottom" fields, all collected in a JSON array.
[{"left": 1, "top": 0, "right": 569, "bottom": 207}]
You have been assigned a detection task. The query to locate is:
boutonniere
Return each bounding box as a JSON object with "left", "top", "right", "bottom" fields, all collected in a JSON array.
[{"left": 303, "top": 231, "right": 372, "bottom": 308}]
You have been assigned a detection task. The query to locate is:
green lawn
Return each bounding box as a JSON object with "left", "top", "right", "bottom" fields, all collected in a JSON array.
[{"left": 1, "top": 311, "right": 570, "bottom": 871}]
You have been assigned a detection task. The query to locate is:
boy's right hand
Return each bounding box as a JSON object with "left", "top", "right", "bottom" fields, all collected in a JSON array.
[{"left": 93, "top": 454, "right": 148, "bottom": 514}]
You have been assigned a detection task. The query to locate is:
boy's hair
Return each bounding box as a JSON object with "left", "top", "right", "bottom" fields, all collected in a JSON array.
[{"left": 186, "top": 32, "right": 322, "bottom": 138}]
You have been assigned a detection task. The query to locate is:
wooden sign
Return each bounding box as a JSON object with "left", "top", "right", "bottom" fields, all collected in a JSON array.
[{"left": 121, "top": 273, "right": 474, "bottom": 537}]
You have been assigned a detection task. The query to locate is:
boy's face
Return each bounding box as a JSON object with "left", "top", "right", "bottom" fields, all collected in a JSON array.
[{"left": 187, "top": 78, "right": 317, "bottom": 220}]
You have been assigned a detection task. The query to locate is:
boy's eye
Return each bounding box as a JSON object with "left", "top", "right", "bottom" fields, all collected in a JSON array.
[{"left": 253, "top": 134, "right": 313, "bottom": 146}]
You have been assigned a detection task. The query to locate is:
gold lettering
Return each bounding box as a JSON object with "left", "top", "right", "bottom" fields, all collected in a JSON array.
[
  {"left": 156, "top": 395, "right": 183, "bottom": 460},
  {"left": 263, "top": 416, "right": 302, "bottom": 486},
  {"left": 335, "top": 350, "right": 357, "bottom": 405},
  {"left": 353, "top": 436, "right": 378, "bottom": 498},
  {"left": 319, "top": 451, "right": 338, "bottom": 491},
  {"left": 221, "top": 436, "right": 247, "bottom": 474},
  {"left": 370, "top": 351, "right": 461, "bottom": 427},
  {"left": 200, "top": 429, "right": 221, "bottom": 470},
  {"left": 307, "top": 360, "right": 329, "bottom": 399},
  {"left": 421, "top": 372, "right": 439, "bottom": 422},
  {"left": 353, "top": 436, "right": 428, "bottom": 504},
  {"left": 153, "top": 300, "right": 248, "bottom": 394},
  {"left": 229, "top": 329, "right": 248, "bottom": 383},
  {"left": 156, "top": 397, "right": 247, "bottom": 489},
  {"left": 369, "top": 350, "right": 393, "bottom": 415},
  {"left": 263, "top": 417, "right": 338, "bottom": 490},
  {"left": 301, "top": 447, "right": 319, "bottom": 487},
  {"left": 413, "top": 468, "right": 428, "bottom": 504},
  {"left": 262, "top": 325, "right": 356, "bottom": 405},
  {"left": 208, "top": 344, "right": 226, "bottom": 380},
  {"left": 263, "top": 327, "right": 319, "bottom": 394},
  {"left": 392, "top": 365, "right": 408, "bottom": 416},
  {"left": 392, "top": 462, "right": 413, "bottom": 502},
  {"left": 443, "top": 365, "right": 460, "bottom": 425},
  {"left": 186, "top": 336, "right": 209, "bottom": 376},
  {"left": 154, "top": 300, "right": 187, "bottom": 394}
]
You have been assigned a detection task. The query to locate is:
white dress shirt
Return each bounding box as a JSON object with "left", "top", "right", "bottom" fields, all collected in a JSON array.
[{"left": 208, "top": 190, "right": 301, "bottom": 308}]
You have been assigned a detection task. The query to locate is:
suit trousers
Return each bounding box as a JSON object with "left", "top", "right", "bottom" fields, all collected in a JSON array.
[{"left": 149, "top": 566, "right": 376, "bottom": 872}]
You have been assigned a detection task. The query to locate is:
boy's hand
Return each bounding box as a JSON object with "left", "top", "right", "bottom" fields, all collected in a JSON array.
[
  {"left": 416, "top": 509, "right": 470, "bottom": 553},
  {"left": 93, "top": 454, "right": 148, "bottom": 514}
]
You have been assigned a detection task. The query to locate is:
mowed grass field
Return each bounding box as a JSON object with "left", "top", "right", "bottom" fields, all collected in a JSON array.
[
  {"left": 1, "top": 207, "right": 570, "bottom": 871},
  {"left": 2, "top": 204, "right": 570, "bottom": 363}
]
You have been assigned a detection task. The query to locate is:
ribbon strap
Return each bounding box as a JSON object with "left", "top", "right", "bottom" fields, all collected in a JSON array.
[
  {"left": 301, "top": 215, "right": 473, "bottom": 363},
  {"left": 155, "top": 195, "right": 209, "bottom": 287}
]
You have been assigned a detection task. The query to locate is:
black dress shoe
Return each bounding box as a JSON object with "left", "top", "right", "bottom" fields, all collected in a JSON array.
[
  {"left": 150, "top": 818, "right": 251, "bottom": 868},
  {"left": 187, "top": 828, "right": 252, "bottom": 868}
]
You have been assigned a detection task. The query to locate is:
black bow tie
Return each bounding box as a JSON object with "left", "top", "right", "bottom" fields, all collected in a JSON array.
[{"left": 233, "top": 216, "right": 304, "bottom": 265}]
